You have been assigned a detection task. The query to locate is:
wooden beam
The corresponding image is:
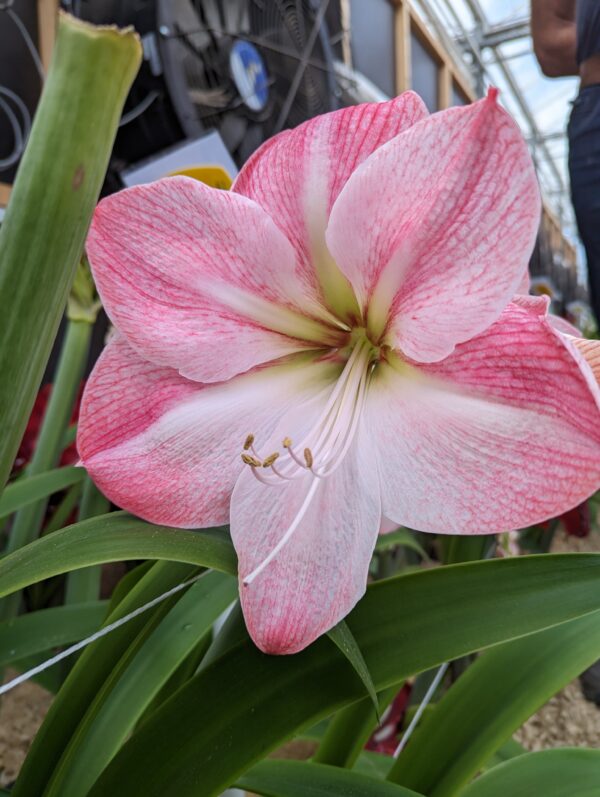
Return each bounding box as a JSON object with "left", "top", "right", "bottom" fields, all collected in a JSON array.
[
  {"left": 394, "top": 1, "right": 411, "bottom": 93},
  {"left": 438, "top": 62, "right": 451, "bottom": 108},
  {"left": 0, "top": 184, "right": 11, "bottom": 208},
  {"left": 37, "top": 0, "right": 58, "bottom": 71}
]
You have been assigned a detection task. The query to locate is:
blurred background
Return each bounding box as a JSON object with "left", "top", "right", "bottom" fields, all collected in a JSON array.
[{"left": 0, "top": 0, "right": 589, "bottom": 324}]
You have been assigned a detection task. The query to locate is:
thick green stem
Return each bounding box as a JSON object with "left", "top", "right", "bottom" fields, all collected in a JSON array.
[
  {"left": 314, "top": 685, "right": 400, "bottom": 768},
  {"left": 0, "top": 13, "right": 141, "bottom": 490},
  {"left": 1, "top": 319, "right": 92, "bottom": 619},
  {"left": 65, "top": 479, "right": 110, "bottom": 604}
]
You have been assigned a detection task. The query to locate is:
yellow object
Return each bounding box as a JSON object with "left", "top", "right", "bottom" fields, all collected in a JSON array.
[{"left": 168, "top": 165, "right": 233, "bottom": 190}]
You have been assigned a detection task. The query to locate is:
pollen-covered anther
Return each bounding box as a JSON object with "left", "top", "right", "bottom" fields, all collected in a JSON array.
[
  {"left": 241, "top": 453, "right": 262, "bottom": 467},
  {"left": 262, "top": 452, "right": 280, "bottom": 468},
  {"left": 282, "top": 437, "right": 292, "bottom": 448},
  {"left": 304, "top": 448, "right": 314, "bottom": 468},
  {"left": 243, "top": 434, "right": 255, "bottom": 451}
]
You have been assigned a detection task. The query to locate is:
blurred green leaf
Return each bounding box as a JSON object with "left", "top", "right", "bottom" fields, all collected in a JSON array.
[
  {"left": 460, "top": 749, "right": 600, "bottom": 796},
  {"left": 0, "top": 467, "right": 86, "bottom": 520},
  {"left": 237, "top": 761, "right": 423, "bottom": 797},
  {"left": 0, "top": 602, "right": 106, "bottom": 668},
  {"left": 375, "top": 530, "right": 429, "bottom": 561}
]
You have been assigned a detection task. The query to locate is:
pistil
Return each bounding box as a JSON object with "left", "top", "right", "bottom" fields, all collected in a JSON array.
[{"left": 240, "top": 336, "right": 376, "bottom": 584}]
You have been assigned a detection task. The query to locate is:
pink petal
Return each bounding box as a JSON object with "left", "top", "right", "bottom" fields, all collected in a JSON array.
[
  {"left": 233, "top": 93, "right": 428, "bottom": 318},
  {"left": 550, "top": 315, "right": 582, "bottom": 337},
  {"left": 231, "top": 425, "right": 381, "bottom": 655},
  {"left": 78, "top": 335, "right": 338, "bottom": 528},
  {"left": 366, "top": 302, "right": 600, "bottom": 533},
  {"left": 87, "top": 177, "right": 341, "bottom": 384},
  {"left": 326, "top": 90, "right": 541, "bottom": 359},
  {"left": 516, "top": 269, "right": 531, "bottom": 295},
  {"left": 571, "top": 337, "right": 600, "bottom": 382}
]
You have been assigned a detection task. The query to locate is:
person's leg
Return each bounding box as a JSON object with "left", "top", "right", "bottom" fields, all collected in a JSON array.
[{"left": 568, "top": 86, "right": 600, "bottom": 325}]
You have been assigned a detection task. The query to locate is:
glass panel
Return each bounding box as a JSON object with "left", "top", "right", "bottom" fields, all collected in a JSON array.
[
  {"left": 410, "top": 31, "right": 439, "bottom": 111},
  {"left": 350, "top": 0, "right": 395, "bottom": 97}
]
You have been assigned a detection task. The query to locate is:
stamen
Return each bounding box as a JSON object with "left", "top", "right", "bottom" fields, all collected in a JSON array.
[
  {"left": 243, "top": 434, "right": 255, "bottom": 451},
  {"left": 303, "top": 448, "right": 314, "bottom": 468},
  {"left": 262, "top": 452, "right": 280, "bottom": 467},
  {"left": 241, "top": 453, "right": 262, "bottom": 467},
  {"left": 282, "top": 437, "right": 292, "bottom": 448}
]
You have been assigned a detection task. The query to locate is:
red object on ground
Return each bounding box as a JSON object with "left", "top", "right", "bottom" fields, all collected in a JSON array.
[
  {"left": 561, "top": 502, "right": 591, "bottom": 538},
  {"left": 13, "top": 382, "right": 83, "bottom": 472},
  {"left": 366, "top": 683, "right": 412, "bottom": 755}
]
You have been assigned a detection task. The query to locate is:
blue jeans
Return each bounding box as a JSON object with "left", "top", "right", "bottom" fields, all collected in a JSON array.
[{"left": 569, "top": 84, "right": 600, "bottom": 325}]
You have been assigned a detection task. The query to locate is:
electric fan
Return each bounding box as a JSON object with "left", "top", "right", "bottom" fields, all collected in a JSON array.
[{"left": 67, "top": 0, "right": 339, "bottom": 167}]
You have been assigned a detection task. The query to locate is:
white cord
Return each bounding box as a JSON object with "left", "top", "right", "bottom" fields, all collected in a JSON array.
[
  {"left": 6, "top": 6, "right": 46, "bottom": 82},
  {"left": 0, "top": 572, "right": 204, "bottom": 697},
  {"left": 393, "top": 661, "right": 449, "bottom": 758},
  {"left": 0, "top": 4, "right": 44, "bottom": 172}
]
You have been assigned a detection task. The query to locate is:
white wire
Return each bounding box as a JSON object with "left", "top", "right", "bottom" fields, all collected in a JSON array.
[
  {"left": 0, "top": 87, "right": 31, "bottom": 169},
  {"left": 393, "top": 661, "right": 450, "bottom": 758},
  {"left": 0, "top": 4, "right": 44, "bottom": 173},
  {"left": 6, "top": 6, "right": 46, "bottom": 82},
  {"left": 0, "top": 572, "right": 205, "bottom": 697}
]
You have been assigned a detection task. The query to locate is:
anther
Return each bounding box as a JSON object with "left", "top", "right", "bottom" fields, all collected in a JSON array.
[
  {"left": 241, "top": 453, "right": 262, "bottom": 467},
  {"left": 304, "top": 448, "right": 314, "bottom": 468},
  {"left": 243, "top": 434, "right": 255, "bottom": 451},
  {"left": 262, "top": 452, "right": 280, "bottom": 468},
  {"left": 282, "top": 437, "right": 292, "bottom": 448}
]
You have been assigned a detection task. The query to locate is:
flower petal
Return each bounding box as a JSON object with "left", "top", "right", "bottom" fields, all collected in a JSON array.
[
  {"left": 233, "top": 93, "right": 428, "bottom": 318},
  {"left": 571, "top": 336, "right": 600, "bottom": 382},
  {"left": 327, "top": 90, "right": 541, "bottom": 359},
  {"left": 231, "top": 424, "right": 381, "bottom": 655},
  {"left": 77, "top": 335, "right": 338, "bottom": 528},
  {"left": 87, "top": 177, "right": 341, "bottom": 384},
  {"left": 366, "top": 303, "right": 600, "bottom": 533}
]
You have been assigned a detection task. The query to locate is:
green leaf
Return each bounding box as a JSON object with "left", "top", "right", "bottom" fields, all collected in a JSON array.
[
  {"left": 313, "top": 685, "right": 399, "bottom": 768},
  {"left": 0, "top": 467, "right": 86, "bottom": 519},
  {"left": 0, "top": 602, "right": 106, "bottom": 668},
  {"left": 375, "top": 529, "right": 429, "bottom": 560},
  {"left": 88, "top": 554, "right": 600, "bottom": 797},
  {"left": 328, "top": 620, "right": 379, "bottom": 717},
  {"left": 13, "top": 561, "right": 196, "bottom": 797},
  {"left": 0, "top": 512, "right": 236, "bottom": 599},
  {"left": 44, "top": 571, "right": 237, "bottom": 797},
  {"left": 460, "top": 749, "right": 600, "bottom": 797},
  {"left": 0, "top": 14, "right": 141, "bottom": 490},
  {"left": 237, "top": 760, "right": 424, "bottom": 797},
  {"left": 387, "top": 610, "right": 600, "bottom": 796}
]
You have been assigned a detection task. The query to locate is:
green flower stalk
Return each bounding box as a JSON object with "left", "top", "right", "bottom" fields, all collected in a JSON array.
[{"left": 0, "top": 12, "right": 141, "bottom": 492}]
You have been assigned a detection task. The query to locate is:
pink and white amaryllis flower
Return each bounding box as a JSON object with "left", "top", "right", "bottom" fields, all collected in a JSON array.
[{"left": 78, "top": 89, "right": 600, "bottom": 655}]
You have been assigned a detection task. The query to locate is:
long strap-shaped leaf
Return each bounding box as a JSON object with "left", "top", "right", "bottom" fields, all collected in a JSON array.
[
  {"left": 387, "top": 610, "right": 600, "bottom": 795},
  {"left": 0, "top": 14, "right": 141, "bottom": 489},
  {"left": 459, "top": 749, "right": 600, "bottom": 796},
  {"left": 88, "top": 554, "right": 600, "bottom": 797},
  {"left": 44, "top": 572, "right": 237, "bottom": 797},
  {"left": 0, "top": 602, "right": 106, "bottom": 668},
  {"left": 13, "top": 560, "right": 196, "bottom": 797},
  {"left": 0, "top": 467, "right": 86, "bottom": 519},
  {"left": 237, "top": 760, "right": 424, "bottom": 797},
  {"left": 0, "top": 512, "right": 237, "bottom": 597}
]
